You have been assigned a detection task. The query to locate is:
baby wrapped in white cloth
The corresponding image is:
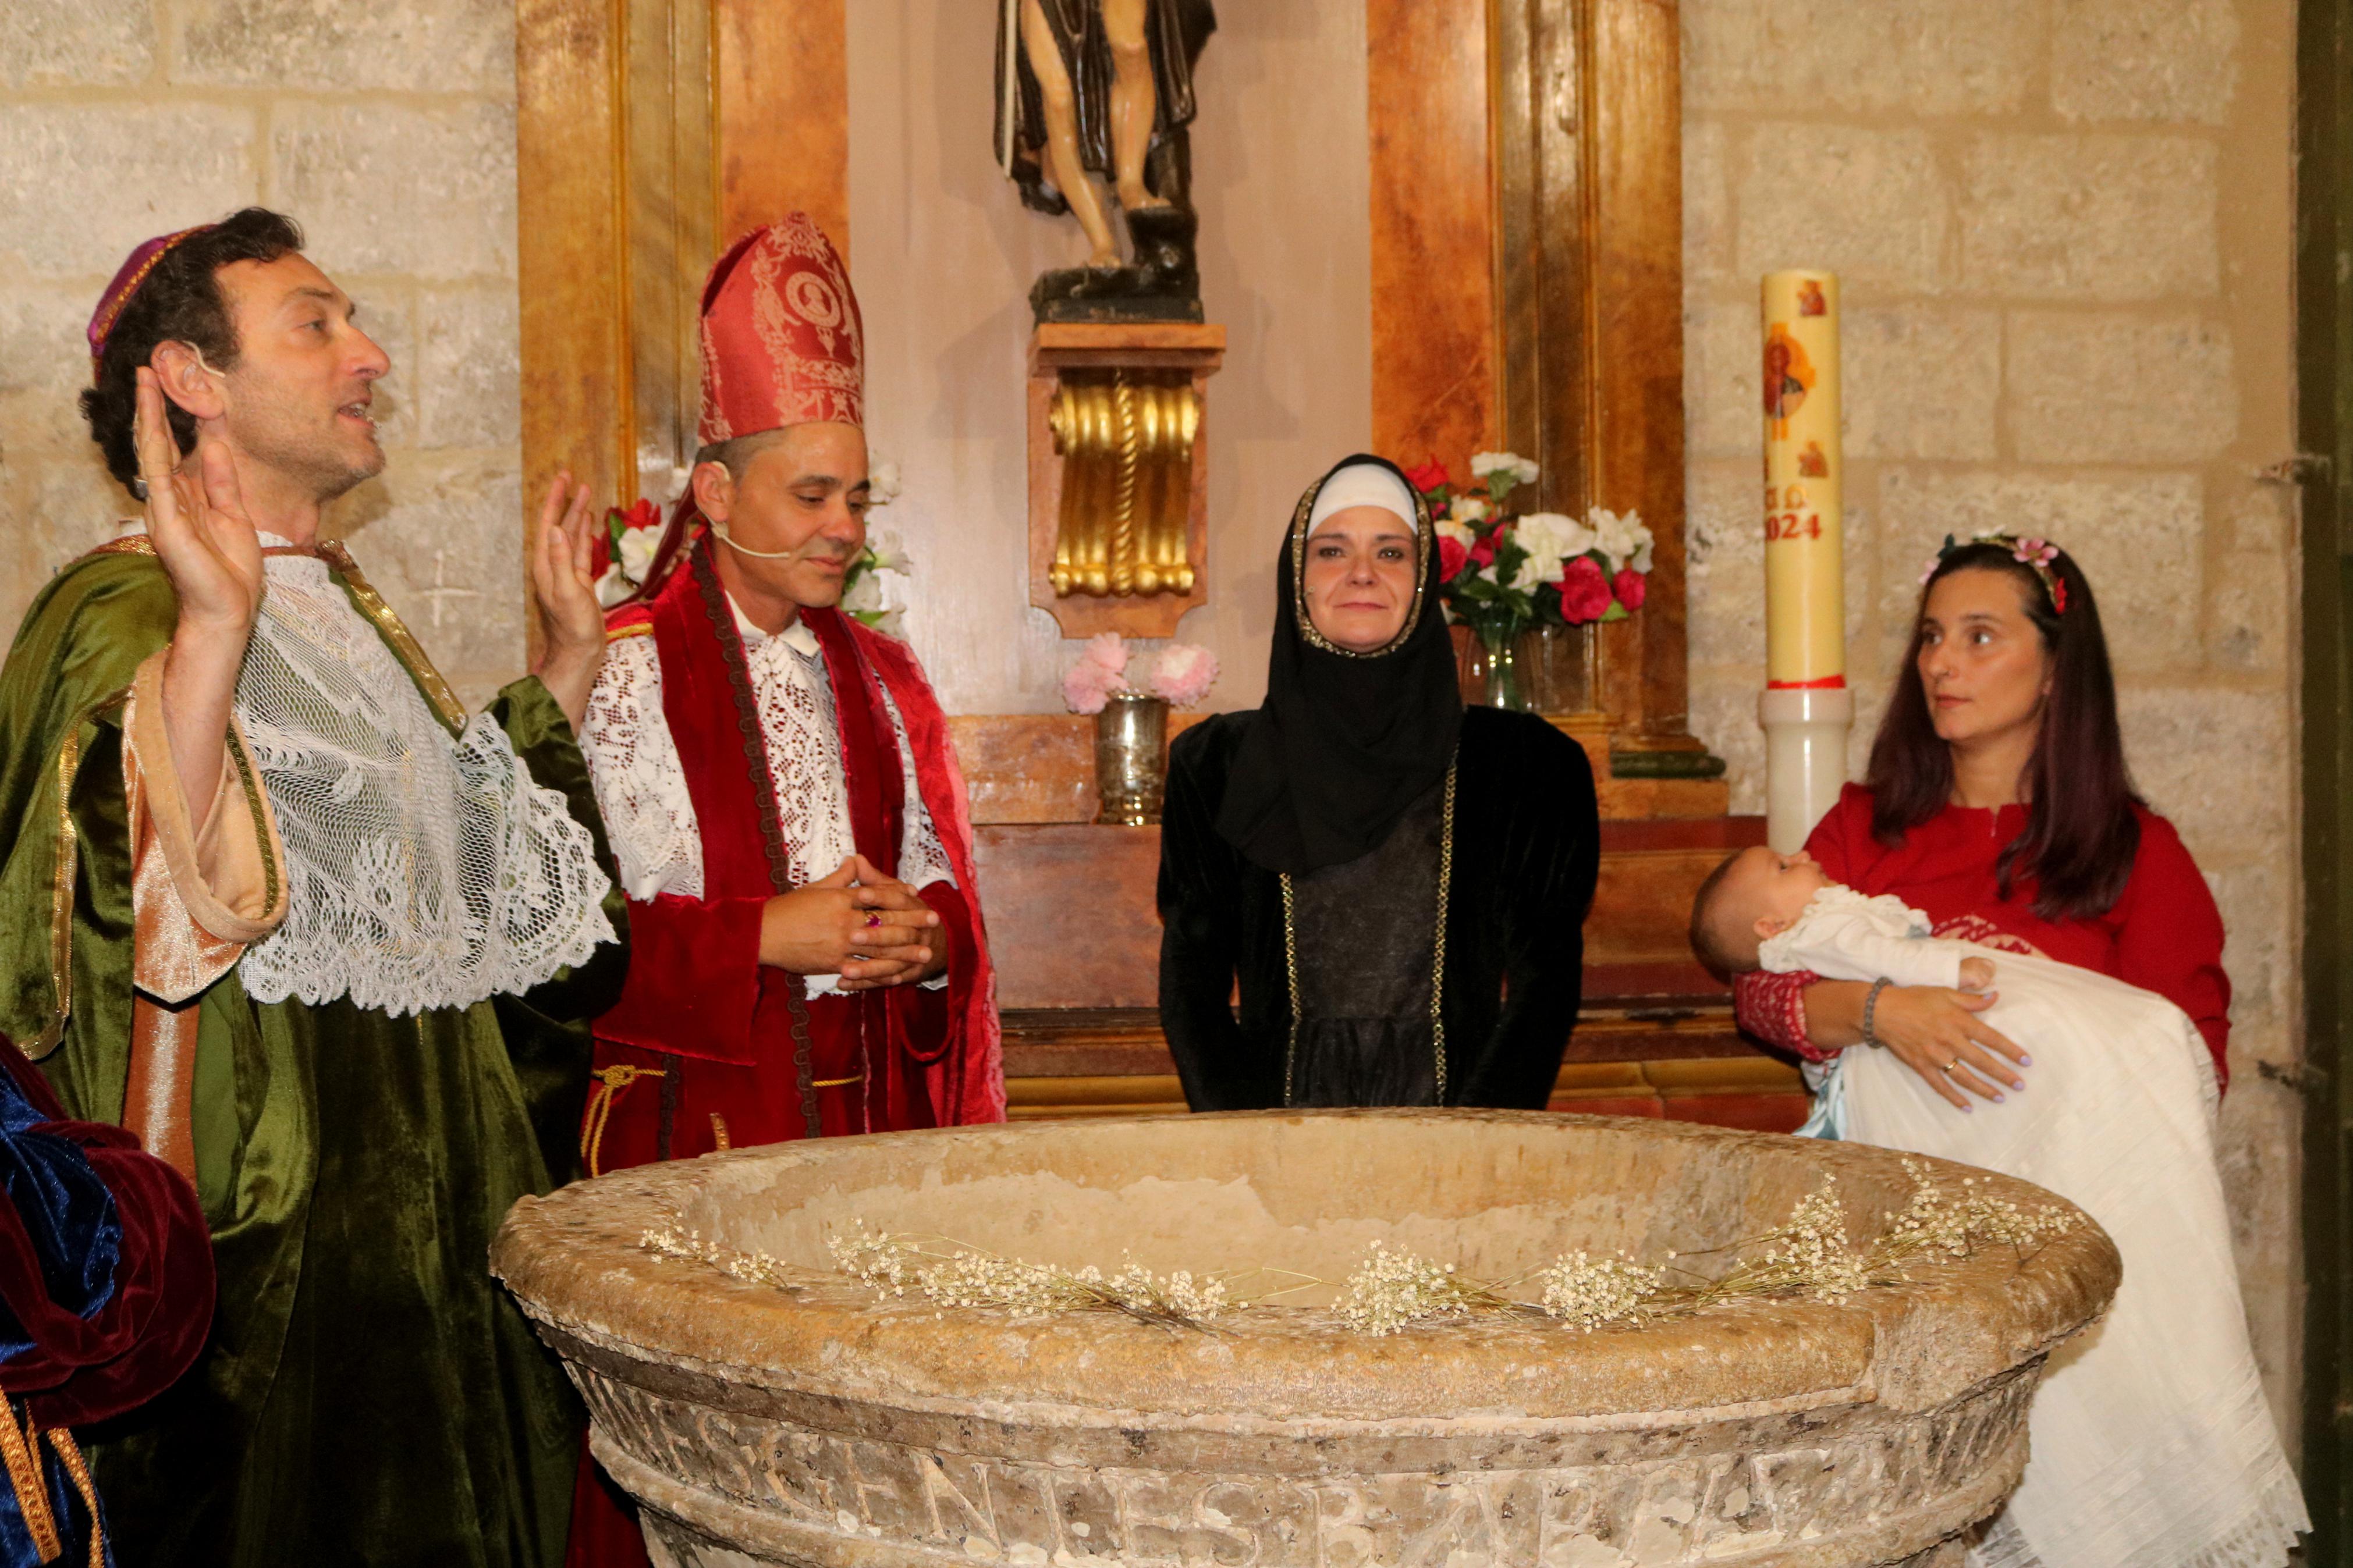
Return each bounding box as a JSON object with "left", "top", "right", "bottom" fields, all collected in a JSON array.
[{"left": 1692, "top": 846, "right": 2306, "bottom": 1568}]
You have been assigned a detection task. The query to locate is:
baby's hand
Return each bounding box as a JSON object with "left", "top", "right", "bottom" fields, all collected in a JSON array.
[{"left": 1958, "top": 956, "right": 1996, "bottom": 991}]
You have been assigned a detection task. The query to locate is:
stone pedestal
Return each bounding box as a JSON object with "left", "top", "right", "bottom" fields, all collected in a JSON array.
[{"left": 494, "top": 1111, "right": 2118, "bottom": 1566}]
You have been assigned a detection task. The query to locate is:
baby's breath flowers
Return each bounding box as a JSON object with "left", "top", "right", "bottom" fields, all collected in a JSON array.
[
  {"left": 1335, "top": 1243, "right": 1524, "bottom": 1336},
  {"left": 1535, "top": 1251, "right": 1665, "bottom": 1331},
  {"left": 826, "top": 1224, "right": 1233, "bottom": 1329},
  {"left": 646, "top": 1165, "right": 2078, "bottom": 1339}
]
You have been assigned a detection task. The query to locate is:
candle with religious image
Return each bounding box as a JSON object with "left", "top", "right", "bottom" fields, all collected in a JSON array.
[{"left": 1756, "top": 270, "right": 1855, "bottom": 851}]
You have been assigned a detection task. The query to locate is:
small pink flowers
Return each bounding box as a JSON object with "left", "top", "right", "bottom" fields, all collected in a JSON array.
[
  {"left": 1060, "top": 634, "right": 1219, "bottom": 714},
  {"left": 1149, "top": 642, "right": 1219, "bottom": 707},
  {"left": 2012, "top": 538, "right": 2058, "bottom": 568}
]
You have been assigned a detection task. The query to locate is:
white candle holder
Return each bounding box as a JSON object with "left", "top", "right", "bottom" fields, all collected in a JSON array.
[{"left": 1758, "top": 687, "right": 1854, "bottom": 852}]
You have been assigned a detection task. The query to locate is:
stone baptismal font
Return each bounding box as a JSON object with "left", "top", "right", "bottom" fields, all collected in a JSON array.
[{"left": 493, "top": 1112, "right": 2120, "bottom": 1566}]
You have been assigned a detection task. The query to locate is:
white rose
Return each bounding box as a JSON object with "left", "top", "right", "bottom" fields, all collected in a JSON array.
[
  {"left": 1587, "top": 507, "right": 1654, "bottom": 573},
  {"left": 616, "top": 527, "right": 661, "bottom": 584},
  {"left": 1436, "top": 517, "right": 1477, "bottom": 550},
  {"left": 844, "top": 571, "right": 887, "bottom": 615},
  {"left": 868, "top": 460, "right": 903, "bottom": 505},
  {"left": 1470, "top": 450, "right": 1534, "bottom": 482},
  {"left": 1516, "top": 511, "right": 1598, "bottom": 567},
  {"left": 1453, "top": 496, "right": 1491, "bottom": 525},
  {"left": 594, "top": 564, "right": 633, "bottom": 609}
]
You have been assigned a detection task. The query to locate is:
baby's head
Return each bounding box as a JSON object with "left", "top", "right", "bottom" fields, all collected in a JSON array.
[{"left": 1688, "top": 845, "right": 1832, "bottom": 978}]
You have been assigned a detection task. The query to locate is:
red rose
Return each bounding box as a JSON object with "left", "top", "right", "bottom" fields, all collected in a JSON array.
[
  {"left": 1468, "top": 531, "right": 1499, "bottom": 568},
  {"left": 1438, "top": 535, "right": 1470, "bottom": 581},
  {"left": 1403, "top": 461, "right": 1451, "bottom": 495},
  {"left": 619, "top": 499, "right": 661, "bottom": 532},
  {"left": 1555, "top": 555, "right": 1613, "bottom": 623},
  {"left": 1612, "top": 567, "right": 1647, "bottom": 612}
]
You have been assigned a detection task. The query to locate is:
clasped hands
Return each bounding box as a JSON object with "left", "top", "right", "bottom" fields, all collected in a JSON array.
[{"left": 759, "top": 855, "right": 945, "bottom": 991}]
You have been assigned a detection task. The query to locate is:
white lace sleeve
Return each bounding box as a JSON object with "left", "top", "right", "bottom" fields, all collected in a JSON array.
[
  {"left": 581, "top": 635, "right": 706, "bottom": 901},
  {"left": 877, "top": 685, "right": 954, "bottom": 992},
  {"left": 881, "top": 685, "right": 956, "bottom": 893}
]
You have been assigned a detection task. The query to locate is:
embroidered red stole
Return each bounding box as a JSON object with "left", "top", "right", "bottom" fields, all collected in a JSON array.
[{"left": 592, "top": 538, "right": 1003, "bottom": 1142}]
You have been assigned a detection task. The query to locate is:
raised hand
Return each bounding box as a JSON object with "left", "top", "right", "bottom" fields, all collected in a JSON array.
[
  {"left": 138, "top": 367, "right": 262, "bottom": 634},
  {"left": 527, "top": 471, "right": 605, "bottom": 727},
  {"left": 143, "top": 365, "right": 263, "bottom": 815}
]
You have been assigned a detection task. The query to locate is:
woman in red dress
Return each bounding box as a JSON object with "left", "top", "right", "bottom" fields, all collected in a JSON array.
[
  {"left": 1732, "top": 536, "right": 2307, "bottom": 1568},
  {"left": 1736, "top": 536, "right": 2230, "bottom": 1104}
]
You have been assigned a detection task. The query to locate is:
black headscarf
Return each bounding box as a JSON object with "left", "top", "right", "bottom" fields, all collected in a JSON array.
[{"left": 1215, "top": 454, "right": 1465, "bottom": 874}]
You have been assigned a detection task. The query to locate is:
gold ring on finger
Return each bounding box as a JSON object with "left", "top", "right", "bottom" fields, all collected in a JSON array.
[{"left": 1941, "top": 1058, "right": 1961, "bottom": 1073}]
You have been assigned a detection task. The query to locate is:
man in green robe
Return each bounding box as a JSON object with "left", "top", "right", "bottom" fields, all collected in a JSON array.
[{"left": 0, "top": 209, "right": 626, "bottom": 1564}]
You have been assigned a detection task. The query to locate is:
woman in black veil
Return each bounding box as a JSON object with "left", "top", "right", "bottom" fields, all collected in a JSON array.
[{"left": 1157, "top": 455, "right": 1601, "bottom": 1110}]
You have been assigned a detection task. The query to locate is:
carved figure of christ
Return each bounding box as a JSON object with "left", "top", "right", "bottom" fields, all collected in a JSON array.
[{"left": 1017, "top": 0, "right": 1169, "bottom": 268}]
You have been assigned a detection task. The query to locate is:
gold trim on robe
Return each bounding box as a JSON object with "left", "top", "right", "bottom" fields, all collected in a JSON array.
[{"left": 119, "top": 649, "right": 290, "bottom": 1178}]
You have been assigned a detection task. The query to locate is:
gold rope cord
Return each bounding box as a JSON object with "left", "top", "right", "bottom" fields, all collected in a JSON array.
[
  {"left": 1280, "top": 759, "right": 1458, "bottom": 1108},
  {"left": 580, "top": 1064, "right": 665, "bottom": 1177},
  {"left": 1048, "top": 370, "right": 1198, "bottom": 598}
]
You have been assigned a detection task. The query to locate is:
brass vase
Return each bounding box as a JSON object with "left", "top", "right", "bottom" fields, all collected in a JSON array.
[{"left": 1093, "top": 693, "right": 1170, "bottom": 825}]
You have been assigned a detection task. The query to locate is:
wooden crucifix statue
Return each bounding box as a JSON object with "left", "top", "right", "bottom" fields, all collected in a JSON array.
[{"left": 995, "top": 0, "right": 1218, "bottom": 322}]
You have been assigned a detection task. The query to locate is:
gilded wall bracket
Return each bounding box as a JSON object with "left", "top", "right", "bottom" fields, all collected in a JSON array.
[{"left": 1028, "top": 322, "right": 1225, "bottom": 638}]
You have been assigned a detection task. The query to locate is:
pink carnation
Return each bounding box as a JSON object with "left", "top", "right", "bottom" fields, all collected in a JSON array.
[
  {"left": 1149, "top": 643, "right": 1219, "bottom": 707},
  {"left": 1555, "top": 555, "right": 1614, "bottom": 623},
  {"left": 1080, "top": 631, "right": 1129, "bottom": 675},
  {"left": 1061, "top": 658, "right": 1120, "bottom": 715},
  {"left": 1611, "top": 567, "right": 1647, "bottom": 612}
]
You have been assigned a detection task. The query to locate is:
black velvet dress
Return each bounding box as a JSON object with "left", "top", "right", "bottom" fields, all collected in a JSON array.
[{"left": 1158, "top": 705, "right": 1600, "bottom": 1110}]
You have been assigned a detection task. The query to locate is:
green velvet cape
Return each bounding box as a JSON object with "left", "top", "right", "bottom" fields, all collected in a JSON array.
[{"left": 0, "top": 545, "right": 630, "bottom": 1567}]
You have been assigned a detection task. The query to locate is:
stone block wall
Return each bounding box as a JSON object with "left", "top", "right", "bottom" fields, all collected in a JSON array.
[
  {"left": 1681, "top": 0, "right": 2305, "bottom": 1440},
  {"left": 0, "top": 0, "right": 524, "bottom": 705}
]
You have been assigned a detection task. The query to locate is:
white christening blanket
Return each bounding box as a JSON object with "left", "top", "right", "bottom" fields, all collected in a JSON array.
[{"left": 1827, "top": 951, "right": 2305, "bottom": 1568}]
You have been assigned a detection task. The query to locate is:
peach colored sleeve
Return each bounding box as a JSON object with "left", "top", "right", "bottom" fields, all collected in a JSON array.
[{"left": 122, "top": 649, "right": 287, "bottom": 1005}]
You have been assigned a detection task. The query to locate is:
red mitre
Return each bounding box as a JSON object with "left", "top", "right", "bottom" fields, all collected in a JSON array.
[{"left": 697, "top": 215, "right": 864, "bottom": 444}]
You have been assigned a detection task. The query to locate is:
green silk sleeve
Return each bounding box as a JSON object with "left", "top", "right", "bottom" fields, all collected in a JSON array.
[
  {"left": 485, "top": 674, "right": 630, "bottom": 1182},
  {"left": 0, "top": 550, "right": 179, "bottom": 1123}
]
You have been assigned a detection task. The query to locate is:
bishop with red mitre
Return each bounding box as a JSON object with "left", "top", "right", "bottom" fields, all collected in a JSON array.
[
  {"left": 579, "top": 215, "right": 1003, "bottom": 1168},
  {"left": 567, "top": 215, "right": 1003, "bottom": 1562}
]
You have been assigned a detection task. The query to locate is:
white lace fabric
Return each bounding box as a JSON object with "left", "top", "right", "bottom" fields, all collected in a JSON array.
[
  {"left": 582, "top": 608, "right": 954, "bottom": 991},
  {"left": 228, "top": 543, "right": 615, "bottom": 1016}
]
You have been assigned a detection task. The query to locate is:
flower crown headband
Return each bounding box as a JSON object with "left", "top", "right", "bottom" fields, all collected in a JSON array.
[{"left": 1919, "top": 532, "right": 2068, "bottom": 615}]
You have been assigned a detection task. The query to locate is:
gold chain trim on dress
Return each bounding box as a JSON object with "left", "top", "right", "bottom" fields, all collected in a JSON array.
[
  {"left": 1280, "top": 760, "right": 1456, "bottom": 1108},
  {"left": 46, "top": 1428, "right": 102, "bottom": 1568},
  {"left": 0, "top": 1399, "right": 57, "bottom": 1560}
]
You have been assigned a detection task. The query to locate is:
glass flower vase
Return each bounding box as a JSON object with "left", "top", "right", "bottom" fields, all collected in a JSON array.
[
  {"left": 1475, "top": 625, "right": 1528, "bottom": 712},
  {"left": 1516, "top": 620, "right": 1602, "bottom": 715}
]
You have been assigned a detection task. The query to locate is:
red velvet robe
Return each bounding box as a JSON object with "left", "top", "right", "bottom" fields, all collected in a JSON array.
[{"left": 566, "top": 543, "right": 1002, "bottom": 1568}]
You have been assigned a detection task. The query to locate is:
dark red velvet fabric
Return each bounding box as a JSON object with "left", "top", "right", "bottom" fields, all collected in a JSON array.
[{"left": 0, "top": 1041, "right": 212, "bottom": 1430}]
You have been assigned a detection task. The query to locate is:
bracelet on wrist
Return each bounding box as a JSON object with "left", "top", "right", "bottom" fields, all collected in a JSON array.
[{"left": 1860, "top": 977, "right": 1893, "bottom": 1048}]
